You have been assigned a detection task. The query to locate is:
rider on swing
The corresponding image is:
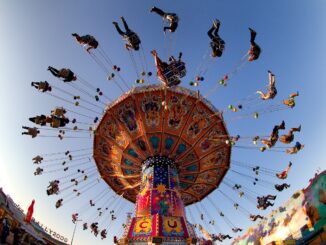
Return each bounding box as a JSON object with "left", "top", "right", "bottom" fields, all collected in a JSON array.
[
  {"left": 151, "top": 50, "right": 185, "bottom": 87},
  {"left": 113, "top": 17, "right": 141, "bottom": 51}
]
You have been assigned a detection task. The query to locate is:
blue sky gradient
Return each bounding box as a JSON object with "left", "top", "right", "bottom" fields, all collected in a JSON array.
[{"left": 1, "top": 1, "right": 326, "bottom": 244}]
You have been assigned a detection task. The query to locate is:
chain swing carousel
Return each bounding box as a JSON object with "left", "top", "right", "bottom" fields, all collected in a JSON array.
[
  {"left": 24, "top": 6, "right": 303, "bottom": 245},
  {"left": 93, "top": 83, "right": 231, "bottom": 243}
]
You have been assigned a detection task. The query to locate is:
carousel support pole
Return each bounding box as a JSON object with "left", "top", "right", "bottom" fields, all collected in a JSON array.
[{"left": 70, "top": 219, "right": 82, "bottom": 245}]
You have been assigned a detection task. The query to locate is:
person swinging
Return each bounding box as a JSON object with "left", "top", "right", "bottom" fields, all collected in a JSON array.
[
  {"left": 257, "top": 70, "right": 277, "bottom": 100},
  {"left": 48, "top": 66, "right": 77, "bottom": 82},
  {"left": 248, "top": 28, "right": 261, "bottom": 61},
  {"left": 276, "top": 162, "right": 292, "bottom": 179},
  {"left": 261, "top": 120, "right": 285, "bottom": 148},
  {"left": 150, "top": 6, "right": 179, "bottom": 33},
  {"left": 113, "top": 17, "right": 141, "bottom": 51},
  {"left": 72, "top": 33, "right": 98, "bottom": 53},
  {"left": 31, "top": 81, "right": 52, "bottom": 92},
  {"left": 283, "top": 92, "right": 299, "bottom": 108},
  {"left": 286, "top": 141, "right": 304, "bottom": 154},
  {"left": 207, "top": 19, "right": 225, "bottom": 57},
  {"left": 280, "top": 125, "right": 301, "bottom": 144}
]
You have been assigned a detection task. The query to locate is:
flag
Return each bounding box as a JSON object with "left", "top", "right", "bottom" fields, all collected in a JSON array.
[{"left": 24, "top": 200, "right": 35, "bottom": 223}]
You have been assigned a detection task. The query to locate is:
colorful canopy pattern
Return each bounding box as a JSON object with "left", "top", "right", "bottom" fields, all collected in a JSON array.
[{"left": 93, "top": 84, "right": 231, "bottom": 205}]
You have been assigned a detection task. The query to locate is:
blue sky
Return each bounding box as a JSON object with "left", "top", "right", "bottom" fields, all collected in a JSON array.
[{"left": 0, "top": 0, "right": 326, "bottom": 244}]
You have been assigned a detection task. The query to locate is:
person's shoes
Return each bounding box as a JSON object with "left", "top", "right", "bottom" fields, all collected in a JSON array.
[
  {"left": 47, "top": 66, "right": 51, "bottom": 70},
  {"left": 280, "top": 120, "right": 285, "bottom": 129},
  {"left": 249, "top": 27, "right": 256, "bottom": 34},
  {"left": 150, "top": 7, "right": 155, "bottom": 12},
  {"left": 298, "top": 125, "right": 301, "bottom": 132},
  {"left": 112, "top": 21, "right": 118, "bottom": 25},
  {"left": 213, "top": 19, "right": 220, "bottom": 28},
  {"left": 120, "top": 16, "right": 125, "bottom": 21},
  {"left": 268, "top": 70, "right": 274, "bottom": 76},
  {"left": 150, "top": 50, "right": 156, "bottom": 56}
]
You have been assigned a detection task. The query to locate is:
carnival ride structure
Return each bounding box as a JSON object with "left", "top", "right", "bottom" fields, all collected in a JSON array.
[{"left": 23, "top": 6, "right": 304, "bottom": 245}]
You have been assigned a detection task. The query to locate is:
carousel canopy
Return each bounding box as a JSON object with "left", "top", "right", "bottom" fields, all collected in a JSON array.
[{"left": 93, "top": 84, "right": 231, "bottom": 205}]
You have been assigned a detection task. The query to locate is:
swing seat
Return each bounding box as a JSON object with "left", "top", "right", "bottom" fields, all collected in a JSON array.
[
  {"left": 166, "top": 76, "right": 181, "bottom": 87},
  {"left": 160, "top": 62, "right": 186, "bottom": 86},
  {"left": 164, "top": 62, "right": 186, "bottom": 77},
  {"left": 160, "top": 69, "right": 180, "bottom": 87},
  {"left": 175, "top": 62, "right": 186, "bottom": 78}
]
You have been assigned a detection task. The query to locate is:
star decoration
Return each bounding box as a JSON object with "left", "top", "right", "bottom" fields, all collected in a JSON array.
[{"left": 157, "top": 183, "right": 166, "bottom": 195}]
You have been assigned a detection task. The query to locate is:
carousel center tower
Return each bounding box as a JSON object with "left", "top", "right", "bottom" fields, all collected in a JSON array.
[{"left": 93, "top": 85, "right": 231, "bottom": 244}]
